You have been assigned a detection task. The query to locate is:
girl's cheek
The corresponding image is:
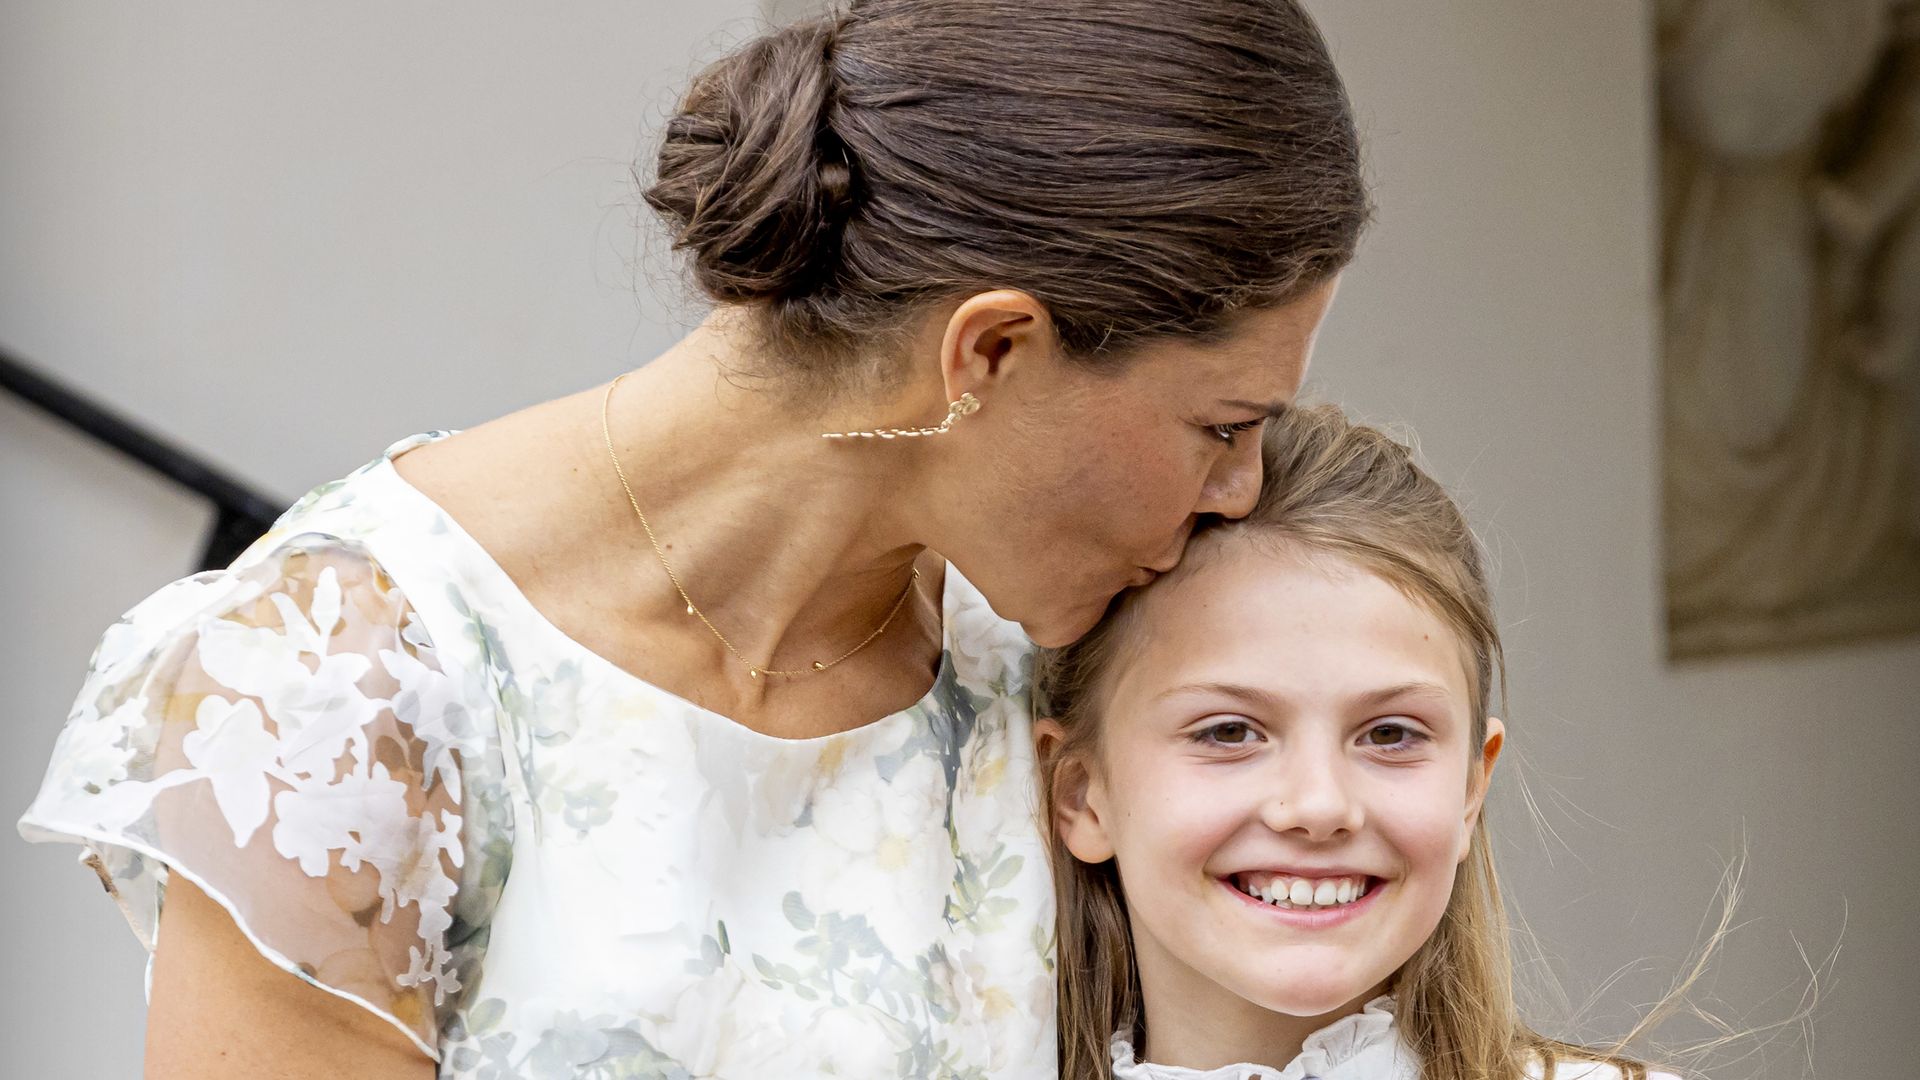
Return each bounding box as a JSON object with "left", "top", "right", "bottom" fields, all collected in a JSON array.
[
  {"left": 1171, "top": 778, "right": 1265, "bottom": 853},
  {"left": 1124, "top": 760, "right": 1245, "bottom": 857},
  {"left": 1382, "top": 776, "right": 1477, "bottom": 861}
]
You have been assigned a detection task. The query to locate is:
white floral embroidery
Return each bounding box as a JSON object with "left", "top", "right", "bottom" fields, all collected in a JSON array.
[
  {"left": 19, "top": 535, "right": 486, "bottom": 1061},
  {"left": 89, "top": 574, "right": 235, "bottom": 685},
  {"left": 44, "top": 699, "right": 135, "bottom": 795},
  {"left": 380, "top": 644, "right": 472, "bottom": 801},
  {"left": 271, "top": 766, "right": 412, "bottom": 878},
  {"left": 182, "top": 696, "right": 285, "bottom": 847}
]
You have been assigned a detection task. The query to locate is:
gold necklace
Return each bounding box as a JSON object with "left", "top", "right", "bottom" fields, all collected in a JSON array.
[{"left": 601, "top": 373, "right": 919, "bottom": 679}]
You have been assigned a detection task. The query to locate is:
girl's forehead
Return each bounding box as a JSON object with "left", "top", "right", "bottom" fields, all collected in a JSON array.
[{"left": 1108, "top": 539, "right": 1477, "bottom": 717}]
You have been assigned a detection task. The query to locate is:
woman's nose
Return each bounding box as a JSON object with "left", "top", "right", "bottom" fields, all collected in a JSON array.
[
  {"left": 1194, "top": 436, "right": 1264, "bottom": 520},
  {"left": 1258, "top": 751, "right": 1364, "bottom": 841}
]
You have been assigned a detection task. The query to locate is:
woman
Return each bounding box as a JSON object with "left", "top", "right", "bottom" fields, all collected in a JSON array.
[{"left": 18, "top": 2, "right": 1365, "bottom": 1076}]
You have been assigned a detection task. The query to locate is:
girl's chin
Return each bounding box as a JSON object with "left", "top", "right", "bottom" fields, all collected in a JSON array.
[{"left": 1232, "top": 977, "right": 1388, "bottom": 1023}]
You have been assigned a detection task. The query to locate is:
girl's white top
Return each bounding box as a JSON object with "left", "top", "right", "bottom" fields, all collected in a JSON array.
[
  {"left": 18, "top": 433, "right": 1055, "bottom": 1079},
  {"left": 1109, "top": 996, "right": 1682, "bottom": 1080}
]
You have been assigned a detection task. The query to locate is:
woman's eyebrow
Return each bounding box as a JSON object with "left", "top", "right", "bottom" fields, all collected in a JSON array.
[{"left": 1219, "top": 398, "right": 1292, "bottom": 418}]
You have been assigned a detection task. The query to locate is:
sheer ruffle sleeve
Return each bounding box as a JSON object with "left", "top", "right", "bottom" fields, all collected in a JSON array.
[{"left": 17, "top": 538, "right": 513, "bottom": 1060}]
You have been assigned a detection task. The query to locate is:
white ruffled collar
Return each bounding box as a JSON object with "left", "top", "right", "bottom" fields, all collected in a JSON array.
[{"left": 1109, "top": 995, "right": 1414, "bottom": 1080}]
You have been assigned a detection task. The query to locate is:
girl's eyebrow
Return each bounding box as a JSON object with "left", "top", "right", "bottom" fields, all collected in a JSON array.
[
  {"left": 1151, "top": 681, "right": 1284, "bottom": 711},
  {"left": 1150, "top": 679, "right": 1455, "bottom": 713},
  {"left": 1354, "top": 681, "right": 1456, "bottom": 710}
]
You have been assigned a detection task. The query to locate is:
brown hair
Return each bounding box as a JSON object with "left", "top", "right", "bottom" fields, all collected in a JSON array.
[
  {"left": 645, "top": 1, "right": 1368, "bottom": 383},
  {"left": 1034, "top": 405, "right": 1653, "bottom": 1080}
]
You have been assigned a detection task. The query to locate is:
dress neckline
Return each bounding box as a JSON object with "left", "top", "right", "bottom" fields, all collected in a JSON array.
[
  {"left": 366, "top": 431, "right": 957, "bottom": 747},
  {"left": 1109, "top": 995, "right": 1404, "bottom": 1080}
]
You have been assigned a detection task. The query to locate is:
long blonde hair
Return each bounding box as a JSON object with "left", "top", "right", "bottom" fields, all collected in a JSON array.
[{"left": 1034, "top": 404, "right": 1652, "bottom": 1080}]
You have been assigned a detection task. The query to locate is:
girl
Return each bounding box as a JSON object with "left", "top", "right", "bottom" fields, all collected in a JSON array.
[{"left": 1035, "top": 405, "right": 1679, "bottom": 1080}]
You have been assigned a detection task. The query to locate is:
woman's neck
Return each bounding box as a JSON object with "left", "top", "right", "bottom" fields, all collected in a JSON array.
[{"left": 591, "top": 314, "right": 945, "bottom": 699}]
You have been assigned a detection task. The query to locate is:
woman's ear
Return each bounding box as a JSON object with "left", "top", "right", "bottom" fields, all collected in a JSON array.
[
  {"left": 1034, "top": 717, "right": 1115, "bottom": 864},
  {"left": 939, "top": 289, "right": 1055, "bottom": 404},
  {"left": 1458, "top": 717, "right": 1505, "bottom": 862}
]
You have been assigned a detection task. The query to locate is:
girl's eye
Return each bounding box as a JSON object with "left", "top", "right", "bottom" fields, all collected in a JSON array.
[
  {"left": 1194, "top": 719, "right": 1261, "bottom": 747},
  {"left": 1362, "top": 722, "right": 1426, "bottom": 751},
  {"left": 1210, "top": 419, "right": 1265, "bottom": 444}
]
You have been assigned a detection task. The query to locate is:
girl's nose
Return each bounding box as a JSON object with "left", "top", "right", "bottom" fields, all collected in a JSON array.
[{"left": 1258, "top": 751, "right": 1364, "bottom": 840}]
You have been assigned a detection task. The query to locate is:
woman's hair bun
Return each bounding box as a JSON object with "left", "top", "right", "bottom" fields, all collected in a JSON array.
[
  {"left": 646, "top": 18, "right": 856, "bottom": 305},
  {"left": 645, "top": 1, "right": 1366, "bottom": 377}
]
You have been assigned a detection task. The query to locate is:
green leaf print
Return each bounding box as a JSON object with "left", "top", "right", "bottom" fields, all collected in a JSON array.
[
  {"left": 467, "top": 997, "right": 506, "bottom": 1035},
  {"left": 781, "top": 890, "right": 816, "bottom": 931}
]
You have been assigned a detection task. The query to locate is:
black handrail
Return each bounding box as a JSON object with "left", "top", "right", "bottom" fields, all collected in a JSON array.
[{"left": 1, "top": 347, "right": 287, "bottom": 571}]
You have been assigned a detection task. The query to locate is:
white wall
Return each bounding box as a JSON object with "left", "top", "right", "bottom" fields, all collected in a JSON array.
[{"left": 1, "top": 3, "right": 1911, "bottom": 1078}]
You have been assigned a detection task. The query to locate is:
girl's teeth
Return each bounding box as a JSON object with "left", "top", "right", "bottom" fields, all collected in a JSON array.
[{"left": 1237, "top": 873, "right": 1371, "bottom": 910}]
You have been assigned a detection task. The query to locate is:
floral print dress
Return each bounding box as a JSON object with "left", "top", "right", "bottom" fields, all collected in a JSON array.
[{"left": 17, "top": 433, "right": 1056, "bottom": 1079}]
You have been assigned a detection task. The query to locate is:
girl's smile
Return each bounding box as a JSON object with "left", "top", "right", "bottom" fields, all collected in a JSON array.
[{"left": 1220, "top": 872, "right": 1384, "bottom": 929}]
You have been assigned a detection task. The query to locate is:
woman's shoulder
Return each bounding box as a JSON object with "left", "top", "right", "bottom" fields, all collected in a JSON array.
[
  {"left": 234, "top": 431, "right": 470, "bottom": 597},
  {"left": 257, "top": 430, "right": 462, "bottom": 558},
  {"left": 19, "top": 513, "right": 517, "bottom": 1059},
  {"left": 246, "top": 429, "right": 556, "bottom": 679}
]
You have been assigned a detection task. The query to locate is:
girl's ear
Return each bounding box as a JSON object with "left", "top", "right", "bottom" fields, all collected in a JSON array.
[
  {"left": 1034, "top": 718, "right": 1115, "bottom": 864},
  {"left": 1458, "top": 717, "right": 1506, "bottom": 862}
]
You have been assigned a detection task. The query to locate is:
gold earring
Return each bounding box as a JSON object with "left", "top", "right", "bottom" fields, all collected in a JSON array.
[{"left": 822, "top": 392, "right": 981, "bottom": 440}]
